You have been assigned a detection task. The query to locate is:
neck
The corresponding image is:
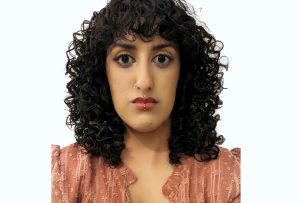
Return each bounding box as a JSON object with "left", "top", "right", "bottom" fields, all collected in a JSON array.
[{"left": 121, "top": 119, "right": 171, "bottom": 165}]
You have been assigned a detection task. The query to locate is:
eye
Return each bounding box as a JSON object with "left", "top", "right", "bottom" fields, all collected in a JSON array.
[
  {"left": 153, "top": 54, "right": 172, "bottom": 66},
  {"left": 113, "top": 54, "right": 135, "bottom": 66}
]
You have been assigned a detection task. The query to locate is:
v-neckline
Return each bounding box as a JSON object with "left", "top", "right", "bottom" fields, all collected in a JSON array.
[{"left": 117, "top": 156, "right": 188, "bottom": 202}]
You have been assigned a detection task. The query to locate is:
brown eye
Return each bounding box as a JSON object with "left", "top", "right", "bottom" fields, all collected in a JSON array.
[
  {"left": 153, "top": 54, "right": 172, "bottom": 65},
  {"left": 120, "top": 55, "right": 130, "bottom": 63},
  {"left": 113, "top": 54, "right": 135, "bottom": 66}
]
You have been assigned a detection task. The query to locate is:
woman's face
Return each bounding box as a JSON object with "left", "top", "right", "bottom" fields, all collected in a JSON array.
[{"left": 105, "top": 34, "right": 180, "bottom": 133}]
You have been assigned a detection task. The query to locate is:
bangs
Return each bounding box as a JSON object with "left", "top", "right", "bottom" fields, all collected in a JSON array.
[{"left": 101, "top": 0, "right": 177, "bottom": 43}]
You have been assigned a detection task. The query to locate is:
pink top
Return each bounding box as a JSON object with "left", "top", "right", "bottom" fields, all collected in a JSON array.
[{"left": 52, "top": 143, "right": 240, "bottom": 203}]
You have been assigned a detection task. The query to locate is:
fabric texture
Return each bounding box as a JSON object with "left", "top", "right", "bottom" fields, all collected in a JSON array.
[{"left": 52, "top": 143, "right": 240, "bottom": 203}]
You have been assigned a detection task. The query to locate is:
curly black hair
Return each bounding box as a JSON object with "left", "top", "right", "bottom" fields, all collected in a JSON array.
[{"left": 64, "top": 0, "right": 228, "bottom": 167}]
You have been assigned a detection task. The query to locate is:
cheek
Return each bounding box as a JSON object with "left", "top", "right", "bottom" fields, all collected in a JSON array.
[
  {"left": 169, "top": 70, "right": 180, "bottom": 107},
  {"left": 106, "top": 70, "right": 130, "bottom": 108},
  {"left": 109, "top": 80, "right": 126, "bottom": 103},
  {"left": 160, "top": 70, "right": 180, "bottom": 106},
  {"left": 169, "top": 69, "right": 180, "bottom": 95}
]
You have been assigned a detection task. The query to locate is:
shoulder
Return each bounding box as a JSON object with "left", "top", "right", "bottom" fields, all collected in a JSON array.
[
  {"left": 210, "top": 146, "right": 241, "bottom": 202},
  {"left": 52, "top": 143, "right": 90, "bottom": 175},
  {"left": 201, "top": 146, "right": 240, "bottom": 175},
  {"left": 184, "top": 146, "right": 241, "bottom": 202},
  {"left": 218, "top": 146, "right": 241, "bottom": 201},
  {"left": 51, "top": 143, "right": 94, "bottom": 202},
  {"left": 216, "top": 147, "right": 241, "bottom": 191},
  {"left": 52, "top": 143, "right": 88, "bottom": 162},
  {"left": 218, "top": 146, "right": 241, "bottom": 166},
  {"left": 52, "top": 142, "right": 84, "bottom": 156},
  {"left": 186, "top": 146, "right": 240, "bottom": 169}
]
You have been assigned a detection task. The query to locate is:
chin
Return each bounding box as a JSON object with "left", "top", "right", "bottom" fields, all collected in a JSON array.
[{"left": 126, "top": 121, "right": 161, "bottom": 133}]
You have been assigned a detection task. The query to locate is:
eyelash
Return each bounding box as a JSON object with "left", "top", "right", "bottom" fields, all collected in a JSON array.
[{"left": 113, "top": 53, "right": 173, "bottom": 67}]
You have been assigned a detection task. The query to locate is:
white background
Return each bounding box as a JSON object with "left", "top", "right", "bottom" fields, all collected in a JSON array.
[{"left": 0, "top": 0, "right": 299, "bottom": 202}]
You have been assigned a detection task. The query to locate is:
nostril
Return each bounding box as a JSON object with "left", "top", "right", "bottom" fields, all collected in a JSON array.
[{"left": 134, "top": 84, "right": 152, "bottom": 90}]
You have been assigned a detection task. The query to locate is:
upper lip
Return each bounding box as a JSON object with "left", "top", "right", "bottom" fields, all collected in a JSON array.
[{"left": 132, "top": 97, "right": 158, "bottom": 103}]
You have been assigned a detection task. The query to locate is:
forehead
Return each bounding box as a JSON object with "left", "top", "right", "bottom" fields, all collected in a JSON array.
[{"left": 116, "top": 33, "right": 164, "bottom": 42}]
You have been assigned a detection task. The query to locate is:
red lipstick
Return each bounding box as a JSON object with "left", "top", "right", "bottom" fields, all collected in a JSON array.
[{"left": 132, "top": 97, "right": 158, "bottom": 111}]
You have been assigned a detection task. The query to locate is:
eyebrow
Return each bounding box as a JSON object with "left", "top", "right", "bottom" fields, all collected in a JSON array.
[{"left": 110, "top": 42, "right": 178, "bottom": 51}]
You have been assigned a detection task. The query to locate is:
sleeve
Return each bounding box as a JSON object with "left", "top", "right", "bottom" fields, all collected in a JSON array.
[
  {"left": 51, "top": 144, "right": 85, "bottom": 203},
  {"left": 231, "top": 148, "right": 241, "bottom": 163},
  {"left": 232, "top": 195, "right": 240, "bottom": 203},
  {"left": 51, "top": 145, "right": 63, "bottom": 203},
  {"left": 229, "top": 148, "right": 241, "bottom": 203}
]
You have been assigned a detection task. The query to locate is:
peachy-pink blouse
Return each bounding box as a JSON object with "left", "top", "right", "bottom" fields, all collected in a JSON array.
[{"left": 52, "top": 143, "right": 240, "bottom": 203}]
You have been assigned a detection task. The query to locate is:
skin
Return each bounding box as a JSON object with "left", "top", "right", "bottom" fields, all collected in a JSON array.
[
  {"left": 106, "top": 34, "right": 180, "bottom": 203},
  {"left": 106, "top": 33, "right": 180, "bottom": 146}
]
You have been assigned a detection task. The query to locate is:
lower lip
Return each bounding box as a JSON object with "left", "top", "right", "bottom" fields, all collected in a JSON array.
[{"left": 133, "top": 102, "right": 157, "bottom": 110}]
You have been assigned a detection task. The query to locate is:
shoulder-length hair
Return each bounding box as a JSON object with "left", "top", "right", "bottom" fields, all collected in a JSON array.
[{"left": 65, "top": 0, "right": 228, "bottom": 167}]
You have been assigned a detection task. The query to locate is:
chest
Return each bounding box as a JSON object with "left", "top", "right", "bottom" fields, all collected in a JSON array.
[
  {"left": 127, "top": 166, "right": 174, "bottom": 203},
  {"left": 127, "top": 176, "right": 170, "bottom": 203}
]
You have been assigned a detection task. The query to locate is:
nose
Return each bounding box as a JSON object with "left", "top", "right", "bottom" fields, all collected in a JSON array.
[{"left": 134, "top": 63, "right": 153, "bottom": 92}]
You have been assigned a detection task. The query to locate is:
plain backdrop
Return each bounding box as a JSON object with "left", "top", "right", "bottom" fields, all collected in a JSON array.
[{"left": 0, "top": 0, "right": 299, "bottom": 202}]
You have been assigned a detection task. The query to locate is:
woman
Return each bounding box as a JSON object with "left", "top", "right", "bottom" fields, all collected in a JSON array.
[{"left": 52, "top": 0, "right": 240, "bottom": 202}]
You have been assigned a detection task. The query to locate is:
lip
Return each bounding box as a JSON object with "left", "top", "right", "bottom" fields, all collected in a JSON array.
[
  {"left": 132, "top": 97, "right": 158, "bottom": 103},
  {"left": 132, "top": 97, "right": 158, "bottom": 111}
]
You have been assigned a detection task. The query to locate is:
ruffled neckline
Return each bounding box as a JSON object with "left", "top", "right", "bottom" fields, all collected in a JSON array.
[{"left": 117, "top": 156, "right": 189, "bottom": 202}]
